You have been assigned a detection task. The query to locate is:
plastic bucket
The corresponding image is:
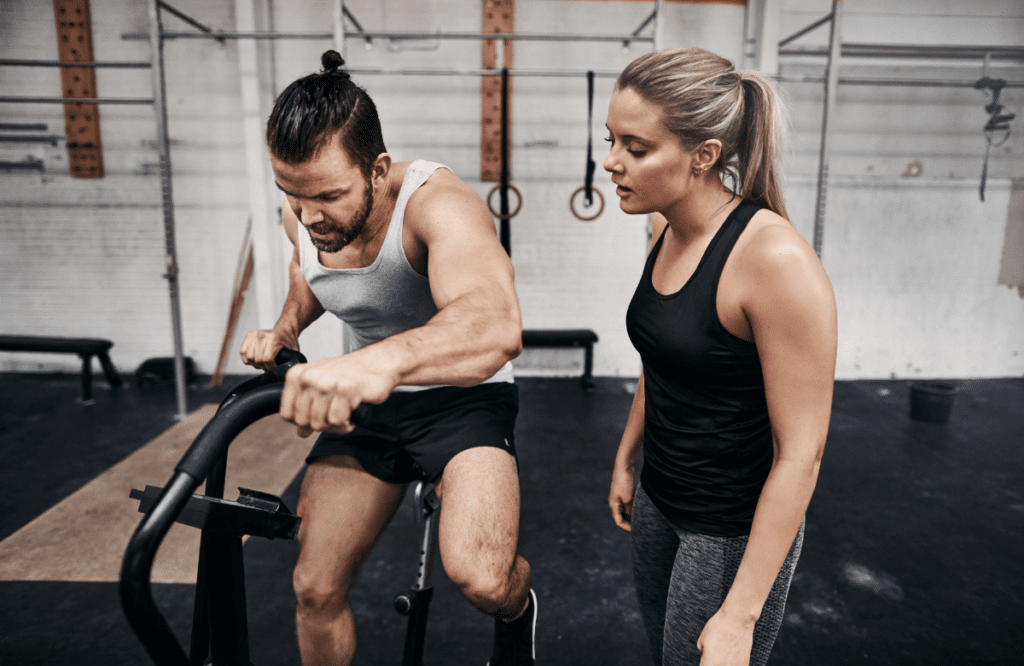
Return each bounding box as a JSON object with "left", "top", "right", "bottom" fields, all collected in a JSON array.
[{"left": 909, "top": 382, "right": 956, "bottom": 424}]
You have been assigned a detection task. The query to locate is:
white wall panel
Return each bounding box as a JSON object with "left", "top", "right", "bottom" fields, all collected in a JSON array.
[{"left": 2, "top": 0, "right": 1022, "bottom": 382}]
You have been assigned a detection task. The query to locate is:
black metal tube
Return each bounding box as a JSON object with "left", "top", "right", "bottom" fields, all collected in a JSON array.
[
  {"left": 778, "top": 13, "right": 832, "bottom": 48},
  {"left": 0, "top": 96, "right": 154, "bottom": 105},
  {"left": 175, "top": 384, "right": 283, "bottom": 479},
  {"left": 124, "top": 30, "right": 654, "bottom": 43},
  {"left": 120, "top": 383, "right": 283, "bottom": 665},
  {"left": 120, "top": 472, "right": 199, "bottom": 666},
  {"left": 402, "top": 587, "right": 434, "bottom": 666},
  {"left": 158, "top": 0, "right": 218, "bottom": 37},
  {"left": 0, "top": 59, "right": 151, "bottom": 68}
]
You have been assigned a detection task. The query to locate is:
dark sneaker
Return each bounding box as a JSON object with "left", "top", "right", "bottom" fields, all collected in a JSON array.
[{"left": 487, "top": 588, "right": 537, "bottom": 666}]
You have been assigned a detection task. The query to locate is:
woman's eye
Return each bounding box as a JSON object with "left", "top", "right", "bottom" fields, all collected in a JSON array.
[
  {"left": 627, "top": 148, "right": 646, "bottom": 157},
  {"left": 604, "top": 136, "right": 613, "bottom": 144}
]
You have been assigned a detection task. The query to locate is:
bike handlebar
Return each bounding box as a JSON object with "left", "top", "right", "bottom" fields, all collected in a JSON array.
[{"left": 120, "top": 350, "right": 369, "bottom": 666}]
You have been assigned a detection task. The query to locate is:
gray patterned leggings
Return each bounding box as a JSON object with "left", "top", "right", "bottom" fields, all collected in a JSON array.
[{"left": 630, "top": 485, "right": 804, "bottom": 666}]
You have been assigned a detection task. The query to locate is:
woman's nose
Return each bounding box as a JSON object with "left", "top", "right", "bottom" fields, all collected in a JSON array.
[{"left": 603, "top": 150, "right": 620, "bottom": 173}]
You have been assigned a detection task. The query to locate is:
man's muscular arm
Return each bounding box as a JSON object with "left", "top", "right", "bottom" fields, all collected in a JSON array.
[
  {"left": 239, "top": 203, "right": 325, "bottom": 371},
  {"left": 281, "top": 169, "right": 522, "bottom": 436}
]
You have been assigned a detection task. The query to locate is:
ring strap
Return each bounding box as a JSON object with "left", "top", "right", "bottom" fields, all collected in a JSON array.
[{"left": 584, "top": 70, "right": 596, "bottom": 206}]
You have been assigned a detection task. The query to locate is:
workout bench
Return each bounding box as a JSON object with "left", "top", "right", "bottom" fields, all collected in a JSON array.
[
  {"left": 521, "top": 329, "right": 599, "bottom": 391},
  {"left": 0, "top": 334, "right": 123, "bottom": 404}
]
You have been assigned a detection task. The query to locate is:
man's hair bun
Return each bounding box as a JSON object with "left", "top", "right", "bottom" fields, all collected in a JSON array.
[{"left": 321, "top": 50, "right": 349, "bottom": 78}]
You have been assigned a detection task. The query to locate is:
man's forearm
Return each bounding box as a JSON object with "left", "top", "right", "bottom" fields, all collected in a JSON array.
[
  {"left": 346, "top": 291, "right": 521, "bottom": 389},
  {"left": 274, "top": 294, "right": 325, "bottom": 341},
  {"left": 274, "top": 259, "right": 326, "bottom": 341}
]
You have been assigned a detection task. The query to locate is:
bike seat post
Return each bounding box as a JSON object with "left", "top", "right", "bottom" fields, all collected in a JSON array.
[
  {"left": 413, "top": 481, "right": 440, "bottom": 590},
  {"left": 396, "top": 480, "right": 441, "bottom": 666}
]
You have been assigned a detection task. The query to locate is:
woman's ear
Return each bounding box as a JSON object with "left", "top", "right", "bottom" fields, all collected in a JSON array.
[{"left": 693, "top": 139, "right": 722, "bottom": 172}]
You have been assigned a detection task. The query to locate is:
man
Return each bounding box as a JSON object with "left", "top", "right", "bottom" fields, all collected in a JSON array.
[{"left": 240, "top": 51, "right": 537, "bottom": 666}]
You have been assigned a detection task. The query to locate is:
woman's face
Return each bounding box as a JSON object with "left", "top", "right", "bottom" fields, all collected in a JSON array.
[{"left": 603, "top": 87, "right": 696, "bottom": 216}]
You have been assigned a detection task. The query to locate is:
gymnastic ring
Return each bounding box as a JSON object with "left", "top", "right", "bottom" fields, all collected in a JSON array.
[
  {"left": 486, "top": 184, "right": 523, "bottom": 220},
  {"left": 570, "top": 185, "right": 604, "bottom": 222}
]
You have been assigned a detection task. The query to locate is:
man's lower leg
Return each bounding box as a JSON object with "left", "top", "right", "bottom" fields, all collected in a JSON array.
[{"left": 296, "top": 602, "right": 357, "bottom": 666}]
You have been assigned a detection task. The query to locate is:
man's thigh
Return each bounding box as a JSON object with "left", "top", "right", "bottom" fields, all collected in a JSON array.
[
  {"left": 295, "top": 455, "right": 408, "bottom": 590},
  {"left": 434, "top": 446, "right": 521, "bottom": 574}
]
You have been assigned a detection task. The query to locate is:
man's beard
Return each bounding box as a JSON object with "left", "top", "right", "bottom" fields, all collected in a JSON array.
[{"left": 306, "top": 182, "right": 374, "bottom": 253}]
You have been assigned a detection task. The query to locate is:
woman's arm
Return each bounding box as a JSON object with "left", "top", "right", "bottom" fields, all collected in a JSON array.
[
  {"left": 698, "top": 219, "right": 838, "bottom": 665},
  {"left": 610, "top": 371, "right": 646, "bottom": 531},
  {"left": 609, "top": 213, "right": 667, "bottom": 531}
]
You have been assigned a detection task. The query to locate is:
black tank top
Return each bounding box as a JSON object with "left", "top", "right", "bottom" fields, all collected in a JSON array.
[{"left": 626, "top": 199, "right": 772, "bottom": 537}]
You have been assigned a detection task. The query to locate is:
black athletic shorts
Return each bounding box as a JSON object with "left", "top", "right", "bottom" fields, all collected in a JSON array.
[{"left": 306, "top": 382, "right": 519, "bottom": 484}]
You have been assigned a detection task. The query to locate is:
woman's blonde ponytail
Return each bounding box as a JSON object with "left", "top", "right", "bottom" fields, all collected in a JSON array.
[{"left": 737, "top": 71, "right": 788, "bottom": 219}]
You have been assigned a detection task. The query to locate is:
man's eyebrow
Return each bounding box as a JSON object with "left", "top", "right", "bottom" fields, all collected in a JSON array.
[{"left": 273, "top": 181, "right": 342, "bottom": 198}]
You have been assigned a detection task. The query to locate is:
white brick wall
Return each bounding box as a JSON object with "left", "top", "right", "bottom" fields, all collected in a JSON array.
[{"left": 1, "top": 0, "right": 1022, "bottom": 380}]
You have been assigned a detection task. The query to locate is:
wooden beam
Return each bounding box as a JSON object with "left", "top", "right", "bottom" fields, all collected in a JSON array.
[
  {"left": 52, "top": 0, "right": 104, "bottom": 178},
  {"left": 481, "top": 0, "right": 514, "bottom": 182}
]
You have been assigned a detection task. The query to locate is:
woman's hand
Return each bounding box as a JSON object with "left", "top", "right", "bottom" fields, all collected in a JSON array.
[
  {"left": 608, "top": 465, "right": 636, "bottom": 531},
  {"left": 696, "top": 608, "right": 757, "bottom": 666}
]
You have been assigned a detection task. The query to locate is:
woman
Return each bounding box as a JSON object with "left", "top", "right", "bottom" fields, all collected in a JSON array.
[{"left": 605, "top": 48, "right": 837, "bottom": 666}]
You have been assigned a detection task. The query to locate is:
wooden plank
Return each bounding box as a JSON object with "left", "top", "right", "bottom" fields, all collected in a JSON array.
[
  {"left": 210, "top": 245, "right": 254, "bottom": 387},
  {"left": 52, "top": 0, "right": 104, "bottom": 178},
  {"left": 0, "top": 405, "right": 309, "bottom": 583},
  {"left": 481, "top": 0, "right": 514, "bottom": 182}
]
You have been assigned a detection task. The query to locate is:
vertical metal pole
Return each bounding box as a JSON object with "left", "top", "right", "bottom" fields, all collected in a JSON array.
[
  {"left": 754, "top": 0, "right": 781, "bottom": 76},
  {"left": 148, "top": 0, "right": 189, "bottom": 420},
  {"left": 499, "top": 68, "right": 511, "bottom": 256},
  {"left": 333, "top": 0, "right": 350, "bottom": 355},
  {"left": 741, "top": 0, "right": 752, "bottom": 70},
  {"left": 333, "top": 0, "right": 346, "bottom": 58},
  {"left": 812, "top": 0, "right": 842, "bottom": 258},
  {"left": 653, "top": 0, "right": 665, "bottom": 51}
]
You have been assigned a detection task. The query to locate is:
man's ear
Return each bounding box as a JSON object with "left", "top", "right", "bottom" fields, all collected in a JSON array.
[{"left": 372, "top": 153, "right": 392, "bottom": 188}]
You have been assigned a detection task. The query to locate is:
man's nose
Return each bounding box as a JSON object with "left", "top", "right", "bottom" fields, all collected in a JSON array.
[{"left": 296, "top": 201, "right": 323, "bottom": 226}]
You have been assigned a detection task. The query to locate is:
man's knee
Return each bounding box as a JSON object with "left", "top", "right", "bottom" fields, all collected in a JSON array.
[
  {"left": 445, "top": 550, "right": 530, "bottom": 618},
  {"left": 447, "top": 563, "right": 515, "bottom": 615},
  {"left": 293, "top": 559, "right": 353, "bottom": 617}
]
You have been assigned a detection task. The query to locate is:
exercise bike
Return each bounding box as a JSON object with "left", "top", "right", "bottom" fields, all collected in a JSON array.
[{"left": 120, "top": 350, "right": 440, "bottom": 666}]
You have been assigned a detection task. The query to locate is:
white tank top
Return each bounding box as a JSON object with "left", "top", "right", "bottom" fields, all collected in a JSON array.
[{"left": 298, "top": 160, "right": 513, "bottom": 389}]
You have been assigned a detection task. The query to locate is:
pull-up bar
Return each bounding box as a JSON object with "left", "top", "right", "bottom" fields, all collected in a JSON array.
[
  {"left": 122, "top": 30, "right": 654, "bottom": 44},
  {"left": 346, "top": 68, "right": 623, "bottom": 79},
  {"left": 0, "top": 59, "right": 151, "bottom": 68}
]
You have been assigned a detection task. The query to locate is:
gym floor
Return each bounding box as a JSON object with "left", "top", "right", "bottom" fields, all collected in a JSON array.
[{"left": 0, "top": 372, "right": 1022, "bottom": 665}]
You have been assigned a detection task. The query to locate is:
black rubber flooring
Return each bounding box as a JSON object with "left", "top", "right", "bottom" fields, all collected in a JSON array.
[{"left": 1, "top": 373, "right": 1022, "bottom": 665}]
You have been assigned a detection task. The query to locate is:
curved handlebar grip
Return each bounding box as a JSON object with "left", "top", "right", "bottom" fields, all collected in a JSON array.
[
  {"left": 218, "top": 348, "right": 306, "bottom": 410},
  {"left": 187, "top": 385, "right": 372, "bottom": 480},
  {"left": 274, "top": 348, "right": 307, "bottom": 367},
  {"left": 178, "top": 383, "right": 284, "bottom": 479}
]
